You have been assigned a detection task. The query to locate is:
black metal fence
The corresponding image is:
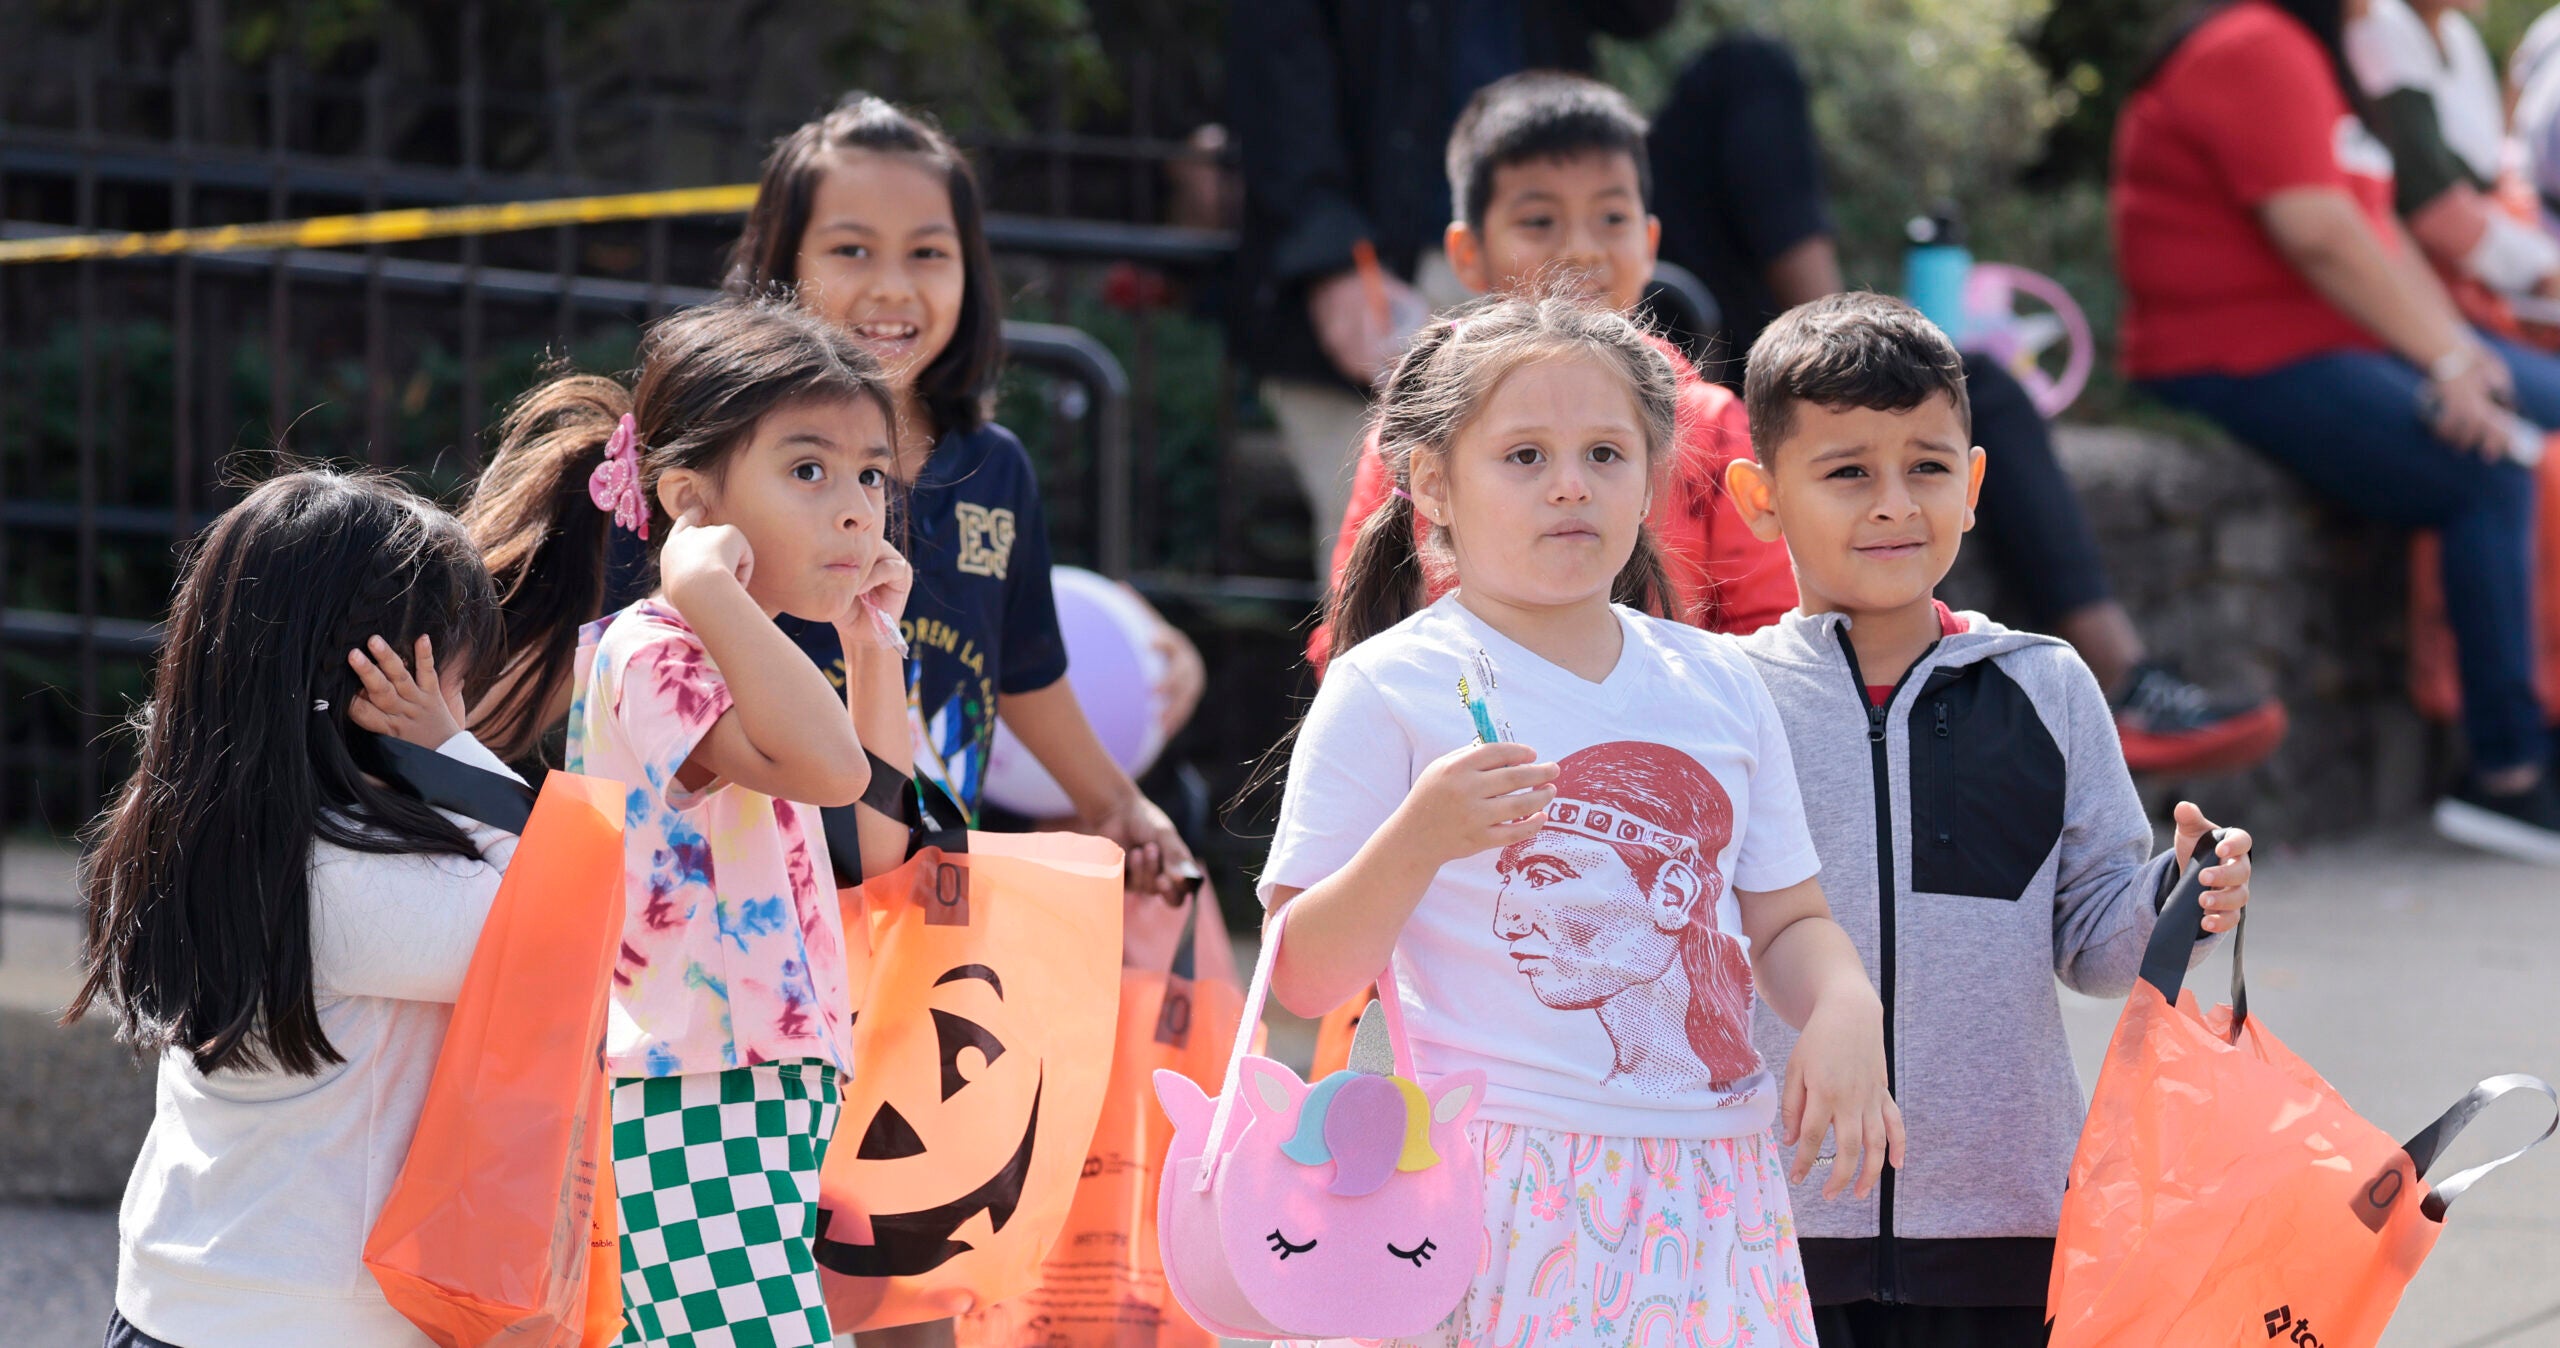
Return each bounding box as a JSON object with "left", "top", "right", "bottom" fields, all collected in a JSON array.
[{"left": 0, "top": 7, "right": 1334, "bottom": 959}]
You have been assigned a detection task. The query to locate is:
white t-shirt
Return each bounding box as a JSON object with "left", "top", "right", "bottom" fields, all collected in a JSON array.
[
  {"left": 116, "top": 732, "right": 519, "bottom": 1348},
  {"left": 1261, "top": 595, "right": 1821, "bottom": 1140}
]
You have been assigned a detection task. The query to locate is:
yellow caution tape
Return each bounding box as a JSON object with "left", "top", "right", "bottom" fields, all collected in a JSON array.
[{"left": 0, "top": 182, "right": 762, "bottom": 264}]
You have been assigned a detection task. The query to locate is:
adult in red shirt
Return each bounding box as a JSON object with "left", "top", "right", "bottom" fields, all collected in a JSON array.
[
  {"left": 2115, "top": 0, "right": 2560, "bottom": 861},
  {"left": 1306, "top": 73, "right": 1796, "bottom": 671}
]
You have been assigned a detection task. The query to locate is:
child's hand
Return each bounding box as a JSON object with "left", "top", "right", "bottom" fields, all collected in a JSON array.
[
  {"left": 660, "top": 509, "right": 754, "bottom": 605},
  {"left": 838, "top": 545, "right": 913, "bottom": 651},
  {"left": 1780, "top": 989, "right": 1906, "bottom": 1201},
  {"left": 2172, "top": 801, "right": 2253, "bottom": 934},
  {"left": 1085, "top": 791, "right": 1198, "bottom": 901},
  {"left": 1388, "top": 742, "right": 1558, "bottom": 867},
  {"left": 348, "top": 634, "right": 467, "bottom": 750}
]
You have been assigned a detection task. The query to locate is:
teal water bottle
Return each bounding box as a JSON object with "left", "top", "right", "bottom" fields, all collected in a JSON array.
[{"left": 1904, "top": 203, "right": 1972, "bottom": 343}]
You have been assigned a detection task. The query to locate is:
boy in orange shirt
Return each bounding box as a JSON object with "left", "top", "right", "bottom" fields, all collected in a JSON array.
[{"left": 1311, "top": 71, "right": 1793, "bottom": 668}]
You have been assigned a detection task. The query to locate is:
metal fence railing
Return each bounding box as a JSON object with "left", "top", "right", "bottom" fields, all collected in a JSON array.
[{"left": 0, "top": 11, "right": 1334, "bottom": 935}]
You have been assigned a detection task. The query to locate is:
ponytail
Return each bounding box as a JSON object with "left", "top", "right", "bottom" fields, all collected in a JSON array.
[
  {"left": 1613, "top": 528, "right": 1678, "bottom": 624},
  {"left": 1321, "top": 485, "right": 1430, "bottom": 663},
  {"left": 463, "top": 374, "right": 633, "bottom": 763}
]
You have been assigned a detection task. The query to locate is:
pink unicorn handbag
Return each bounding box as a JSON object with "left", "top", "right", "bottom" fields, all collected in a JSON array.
[{"left": 1153, "top": 906, "right": 1486, "bottom": 1340}]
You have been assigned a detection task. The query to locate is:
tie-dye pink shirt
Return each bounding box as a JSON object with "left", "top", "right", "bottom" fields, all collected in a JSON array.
[{"left": 568, "top": 598, "right": 855, "bottom": 1078}]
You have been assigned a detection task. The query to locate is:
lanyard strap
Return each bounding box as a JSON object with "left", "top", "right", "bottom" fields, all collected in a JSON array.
[{"left": 355, "top": 732, "right": 536, "bottom": 835}]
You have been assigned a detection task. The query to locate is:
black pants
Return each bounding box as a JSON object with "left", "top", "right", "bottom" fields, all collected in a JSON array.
[
  {"left": 1813, "top": 1302, "right": 2052, "bottom": 1348},
  {"left": 1962, "top": 353, "right": 2114, "bottom": 624},
  {"left": 104, "top": 1311, "right": 182, "bottom": 1348}
]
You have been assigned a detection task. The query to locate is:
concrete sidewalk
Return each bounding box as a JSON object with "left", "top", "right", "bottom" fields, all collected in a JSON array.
[{"left": 3, "top": 827, "right": 2555, "bottom": 1346}]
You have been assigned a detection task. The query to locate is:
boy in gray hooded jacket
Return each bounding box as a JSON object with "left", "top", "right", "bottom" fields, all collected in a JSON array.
[{"left": 1724, "top": 293, "right": 2258, "bottom": 1348}]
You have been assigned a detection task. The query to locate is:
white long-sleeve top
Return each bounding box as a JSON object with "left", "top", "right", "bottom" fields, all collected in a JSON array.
[{"left": 115, "top": 732, "right": 522, "bottom": 1348}]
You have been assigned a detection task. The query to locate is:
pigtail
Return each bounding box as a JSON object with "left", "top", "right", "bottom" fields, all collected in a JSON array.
[
  {"left": 1613, "top": 526, "right": 1679, "bottom": 623},
  {"left": 463, "top": 373, "right": 634, "bottom": 762},
  {"left": 1323, "top": 485, "right": 1430, "bottom": 663}
]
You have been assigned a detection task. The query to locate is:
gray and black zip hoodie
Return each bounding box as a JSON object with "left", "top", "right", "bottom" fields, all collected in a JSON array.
[{"left": 1739, "top": 608, "right": 2216, "bottom": 1308}]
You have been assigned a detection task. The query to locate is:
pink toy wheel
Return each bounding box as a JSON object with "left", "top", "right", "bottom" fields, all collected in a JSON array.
[{"left": 1961, "top": 262, "right": 2094, "bottom": 419}]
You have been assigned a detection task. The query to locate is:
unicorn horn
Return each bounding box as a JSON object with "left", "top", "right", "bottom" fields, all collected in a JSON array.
[{"left": 1348, "top": 998, "right": 1394, "bottom": 1075}]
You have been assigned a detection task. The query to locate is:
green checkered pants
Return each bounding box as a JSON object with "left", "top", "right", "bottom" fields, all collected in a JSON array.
[{"left": 611, "top": 1061, "right": 841, "bottom": 1348}]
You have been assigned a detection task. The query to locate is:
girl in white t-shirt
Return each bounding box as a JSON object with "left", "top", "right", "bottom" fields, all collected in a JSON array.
[{"left": 1263, "top": 293, "right": 1899, "bottom": 1346}]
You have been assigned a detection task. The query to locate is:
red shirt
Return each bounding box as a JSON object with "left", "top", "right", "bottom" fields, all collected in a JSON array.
[
  {"left": 1307, "top": 336, "right": 1797, "bottom": 671},
  {"left": 1866, "top": 601, "right": 1971, "bottom": 705},
  {"left": 2111, "top": 0, "right": 2402, "bottom": 378}
]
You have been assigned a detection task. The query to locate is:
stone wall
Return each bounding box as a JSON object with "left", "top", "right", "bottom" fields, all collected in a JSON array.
[{"left": 1938, "top": 424, "right": 2451, "bottom": 843}]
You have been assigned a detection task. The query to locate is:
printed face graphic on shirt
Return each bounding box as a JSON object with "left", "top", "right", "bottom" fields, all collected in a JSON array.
[{"left": 1493, "top": 741, "right": 1758, "bottom": 1097}]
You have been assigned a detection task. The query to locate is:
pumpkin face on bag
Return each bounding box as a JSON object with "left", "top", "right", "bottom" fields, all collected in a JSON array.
[
  {"left": 815, "top": 834, "right": 1124, "bottom": 1332},
  {"left": 818, "top": 961, "right": 1042, "bottom": 1278}
]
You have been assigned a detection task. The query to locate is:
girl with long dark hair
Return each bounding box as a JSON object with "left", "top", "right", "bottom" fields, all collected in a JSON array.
[{"left": 71, "top": 470, "right": 518, "bottom": 1348}]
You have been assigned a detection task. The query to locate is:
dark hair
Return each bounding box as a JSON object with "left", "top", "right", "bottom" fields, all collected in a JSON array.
[
  {"left": 726, "top": 92, "right": 1003, "bottom": 438},
  {"left": 67, "top": 470, "right": 499, "bottom": 1076},
  {"left": 1742, "top": 291, "right": 1971, "bottom": 460},
  {"left": 2132, "top": 0, "right": 2363, "bottom": 118},
  {"left": 465, "top": 297, "right": 896, "bottom": 761},
  {"left": 1324, "top": 290, "right": 1682, "bottom": 661},
  {"left": 1447, "top": 71, "right": 1654, "bottom": 231}
]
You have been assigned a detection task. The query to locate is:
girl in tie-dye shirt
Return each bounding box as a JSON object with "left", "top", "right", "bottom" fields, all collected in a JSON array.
[{"left": 470, "top": 297, "right": 917, "bottom": 1347}]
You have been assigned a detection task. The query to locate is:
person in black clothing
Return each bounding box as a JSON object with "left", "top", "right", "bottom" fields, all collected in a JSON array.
[
  {"left": 1225, "top": 0, "right": 1677, "bottom": 570},
  {"left": 1648, "top": 34, "right": 2290, "bottom": 779}
]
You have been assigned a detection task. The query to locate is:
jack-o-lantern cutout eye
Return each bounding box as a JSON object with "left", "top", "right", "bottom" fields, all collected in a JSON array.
[
  {"left": 930, "top": 963, "right": 1007, "bottom": 1101},
  {"left": 931, "top": 1009, "right": 1005, "bottom": 1100}
]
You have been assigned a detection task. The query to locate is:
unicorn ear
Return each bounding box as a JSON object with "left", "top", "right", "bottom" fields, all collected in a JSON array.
[
  {"left": 1154, "top": 1069, "right": 1212, "bottom": 1133},
  {"left": 1429, "top": 1069, "right": 1486, "bottom": 1130},
  {"left": 1240, "top": 1057, "right": 1307, "bottom": 1122}
]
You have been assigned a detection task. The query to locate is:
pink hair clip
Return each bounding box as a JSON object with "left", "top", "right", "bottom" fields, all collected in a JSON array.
[{"left": 589, "top": 413, "right": 649, "bottom": 539}]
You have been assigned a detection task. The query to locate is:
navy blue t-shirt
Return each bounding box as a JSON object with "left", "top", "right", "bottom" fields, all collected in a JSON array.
[{"left": 776, "top": 422, "right": 1067, "bottom": 818}]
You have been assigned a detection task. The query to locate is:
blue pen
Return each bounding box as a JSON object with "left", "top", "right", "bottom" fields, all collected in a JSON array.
[{"left": 1459, "top": 648, "right": 1510, "bottom": 744}]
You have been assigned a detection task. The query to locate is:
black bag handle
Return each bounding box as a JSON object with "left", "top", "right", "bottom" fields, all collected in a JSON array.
[
  {"left": 353, "top": 731, "right": 538, "bottom": 836},
  {"left": 1168, "top": 881, "right": 1203, "bottom": 981},
  {"left": 819, "top": 751, "right": 971, "bottom": 888},
  {"left": 2399, "top": 1074, "right": 2560, "bottom": 1220},
  {"left": 2137, "top": 826, "right": 2245, "bottom": 1036}
]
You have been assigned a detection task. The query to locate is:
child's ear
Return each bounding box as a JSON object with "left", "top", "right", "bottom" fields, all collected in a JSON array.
[
  {"left": 1411, "top": 455, "right": 1453, "bottom": 532},
  {"left": 1725, "top": 457, "right": 1784, "bottom": 542},
  {"left": 1963, "top": 446, "right": 1988, "bottom": 532},
  {"left": 1643, "top": 215, "right": 1661, "bottom": 271},
  {"left": 656, "top": 468, "right": 706, "bottom": 525},
  {"left": 1446, "top": 221, "right": 1491, "bottom": 296}
]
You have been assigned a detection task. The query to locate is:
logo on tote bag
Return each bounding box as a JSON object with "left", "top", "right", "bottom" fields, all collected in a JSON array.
[{"left": 2264, "top": 1305, "right": 2326, "bottom": 1346}]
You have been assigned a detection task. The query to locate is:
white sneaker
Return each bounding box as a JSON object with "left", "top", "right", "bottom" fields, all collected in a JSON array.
[{"left": 2433, "top": 780, "right": 2560, "bottom": 866}]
